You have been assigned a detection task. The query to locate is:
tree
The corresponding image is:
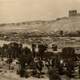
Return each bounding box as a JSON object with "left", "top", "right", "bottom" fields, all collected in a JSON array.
[
  {"left": 48, "top": 66, "right": 61, "bottom": 80},
  {"left": 7, "top": 42, "right": 22, "bottom": 58},
  {"left": 2, "top": 44, "right": 8, "bottom": 58},
  {"left": 62, "top": 47, "right": 75, "bottom": 59},
  {"left": 38, "top": 44, "right": 48, "bottom": 59},
  {"left": 62, "top": 47, "right": 76, "bottom": 77},
  {"left": 18, "top": 46, "right": 33, "bottom": 77}
]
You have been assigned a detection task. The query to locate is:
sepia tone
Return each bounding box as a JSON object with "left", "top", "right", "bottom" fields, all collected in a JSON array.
[{"left": 0, "top": 0, "right": 80, "bottom": 80}]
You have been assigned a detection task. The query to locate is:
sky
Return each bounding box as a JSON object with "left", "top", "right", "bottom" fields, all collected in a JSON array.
[{"left": 0, "top": 0, "right": 80, "bottom": 23}]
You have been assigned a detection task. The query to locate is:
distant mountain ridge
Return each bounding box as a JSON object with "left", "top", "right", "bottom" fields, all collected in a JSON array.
[{"left": 0, "top": 15, "right": 80, "bottom": 33}]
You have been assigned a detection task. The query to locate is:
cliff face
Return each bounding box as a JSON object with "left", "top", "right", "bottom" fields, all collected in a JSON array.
[{"left": 0, "top": 16, "right": 80, "bottom": 33}]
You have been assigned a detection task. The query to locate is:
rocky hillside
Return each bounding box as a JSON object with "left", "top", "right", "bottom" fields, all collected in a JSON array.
[{"left": 0, "top": 16, "right": 80, "bottom": 33}]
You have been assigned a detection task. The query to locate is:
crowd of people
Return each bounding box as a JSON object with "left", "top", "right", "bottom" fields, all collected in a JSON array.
[{"left": 0, "top": 42, "right": 80, "bottom": 80}]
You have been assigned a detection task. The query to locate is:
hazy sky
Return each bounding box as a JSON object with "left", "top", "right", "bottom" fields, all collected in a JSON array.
[{"left": 0, "top": 0, "right": 80, "bottom": 23}]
